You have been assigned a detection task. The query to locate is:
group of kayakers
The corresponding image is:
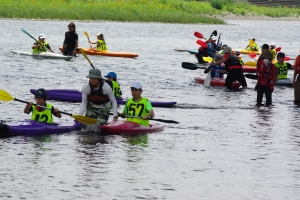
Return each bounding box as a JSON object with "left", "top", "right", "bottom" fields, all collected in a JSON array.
[
  {"left": 195, "top": 33, "right": 298, "bottom": 106},
  {"left": 32, "top": 22, "right": 107, "bottom": 56}
]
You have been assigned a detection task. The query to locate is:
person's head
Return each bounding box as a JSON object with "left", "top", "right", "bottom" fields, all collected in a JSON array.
[
  {"left": 223, "top": 46, "right": 232, "bottom": 54},
  {"left": 96, "top": 33, "right": 104, "bottom": 40},
  {"left": 210, "top": 36, "right": 217, "bottom": 44},
  {"left": 34, "top": 88, "right": 47, "bottom": 105},
  {"left": 277, "top": 52, "right": 285, "bottom": 63},
  {"left": 222, "top": 44, "right": 228, "bottom": 50},
  {"left": 261, "top": 44, "right": 269, "bottom": 54},
  {"left": 214, "top": 54, "right": 223, "bottom": 61},
  {"left": 234, "top": 50, "right": 240, "bottom": 56},
  {"left": 130, "top": 82, "right": 143, "bottom": 99},
  {"left": 270, "top": 42, "right": 276, "bottom": 49},
  {"left": 68, "top": 22, "right": 76, "bottom": 31},
  {"left": 39, "top": 33, "right": 45, "bottom": 42},
  {"left": 263, "top": 51, "right": 272, "bottom": 64},
  {"left": 104, "top": 72, "right": 117, "bottom": 81},
  {"left": 87, "top": 68, "right": 103, "bottom": 87}
]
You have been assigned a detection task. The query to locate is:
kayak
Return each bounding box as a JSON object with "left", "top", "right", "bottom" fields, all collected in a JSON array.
[
  {"left": 232, "top": 49, "right": 260, "bottom": 55},
  {"left": 242, "top": 65, "right": 257, "bottom": 73},
  {"left": 100, "top": 120, "right": 164, "bottom": 135},
  {"left": 59, "top": 47, "right": 138, "bottom": 58},
  {"left": 0, "top": 119, "right": 81, "bottom": 138},
  {"left": 244, "top": 75, "right": 293, "bottom": 87},
  {"left": 186, "top": 50, "right": 213, "bottom": 62},
  {"left": 10, "top": 49, "right": 73, "bottom": 61},
  {"left": 194, "top": 77, "right": 241, "bottom": 89},
  {"left": 30, "top": 89, "right": 177, "bottom": 107}
]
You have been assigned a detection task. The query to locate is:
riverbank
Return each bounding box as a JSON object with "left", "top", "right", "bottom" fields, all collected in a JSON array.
[{"left": 1, "top": 0, "right": 300, "bottom": 24}]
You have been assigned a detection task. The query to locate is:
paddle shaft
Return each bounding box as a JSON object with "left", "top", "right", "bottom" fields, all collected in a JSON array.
[
  {"left": 21, "top": 29, "right": 50, "bottom": 51},
  {"left": 84, "top": 31, "right": 93, "bottom": 49},
  {"left": 113, "top": 113, "right": 179, "bottom": 124},
  {"left": 80, "top": 48, "right": 95, "bottom": 68}
]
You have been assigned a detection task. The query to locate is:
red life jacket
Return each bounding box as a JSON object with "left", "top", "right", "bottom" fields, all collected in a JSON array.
[{"left": 258, "top": 63, "right": 275, "bottom": 85}]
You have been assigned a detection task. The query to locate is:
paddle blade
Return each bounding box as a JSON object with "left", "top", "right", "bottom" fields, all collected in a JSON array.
[
  {"left": 182, "top": 62, "right": 200, "bottom": 70},
  {"left": 284, "top": 56, "right": 291, "bottom": 61},
  {"left": 204, "top": 71, "right": 211, "bottom": 87},
  {"left": 194, "top": 32, "right": 204, "bottom": 39},
  {"left": 71, "top": 114, "right": 97, "bottom": 124},
  {"left": 152, "top": 118, "right": 179, "bottom": 124},
  {"left": 196, "top": 40, "right": 208, "bottom": 48},
  {"left": 84, "top": 31, "right": 89, "bottom": 38},
  {"left": 0, "top": 89, "right": 15, "bottom": 102},
  {"left": 244, "top": 61, "right": 256, "bottom": 66},
  {"left": 80, "top": 48, "right": 94, "bottom": 68},
  {"left": 249, "top": 52, "right": 257, "bottom": 59},
  {"left": 276, "top": 47, "right": 281, "bottom": 52}
]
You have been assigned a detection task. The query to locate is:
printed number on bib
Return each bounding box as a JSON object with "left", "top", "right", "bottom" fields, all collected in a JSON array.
[{"left": 128, "top": 103, "right": 145, "bottom": 116}]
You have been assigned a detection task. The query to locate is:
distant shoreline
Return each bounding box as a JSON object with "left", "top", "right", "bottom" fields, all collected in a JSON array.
[{"left": 218, "top": 14, "right": 300, "bottom": 21}]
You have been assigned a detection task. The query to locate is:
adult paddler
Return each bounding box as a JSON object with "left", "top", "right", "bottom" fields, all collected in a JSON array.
[
  {"left": 119, "top": 82, "right": 154, "bottom": 127},
  {"left": 61, "top": 22, "right": 78, "bottom": 56},
  {"left": 32, "top": 34, "right": 55, "bottom": 53},
  {"left": 79, "top": 69, "right": 118, "bottom": 125}
]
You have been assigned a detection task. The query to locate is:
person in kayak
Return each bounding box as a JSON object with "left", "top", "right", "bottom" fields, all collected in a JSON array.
[
  {"left": 119, "top": 82, "right": 154, "bottom": 127},
  {"left": 79, "top": 68, "right": 118, "bottom": 125},
  {"left": 269, "top": 43, "right": 277, "bottom": 61},
  {"left": 218, "top": 44, "right": 227, "bottom": 55},
  {"left": 61, "top": 22, "right": 78, "bottom": 56},
  {"left": 275, "top": 52, "right": 292, "bottom": 80},
  {"left": 293, "top": 54, "right": 300, "bottom": 103},
  {"left": 104, "top": 72, "right": 122, "bottom": 98},
  {"left": 89, "top": 33, "right": 108, "bottom": 51},
  {"left": 234, "top": 50, "right": 244, "bottom": 66},
  {"left": 204, "top": 54, "right": 225, "bottom": 78},
  {"left": 256, "top": 51, "right": 277, "bottom": 106},
  {"left": 196, "top": 36, "right": 217, "bottom": 64},
  {"left": 245, "top": 37, "right": 259, "bottom": 51},
  {"left": 212, "top": 46, "right": 247, "bottom": 90},
  {"left": 24, "top": 88, "right": 61, "bottom": 123},
  {"left": 32, "top": 34, "right": 55, "bottom": 53}
]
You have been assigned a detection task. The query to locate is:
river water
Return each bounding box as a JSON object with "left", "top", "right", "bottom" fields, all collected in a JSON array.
[{"left": 0, "top": 19, "right": 300, "bottom": 199}]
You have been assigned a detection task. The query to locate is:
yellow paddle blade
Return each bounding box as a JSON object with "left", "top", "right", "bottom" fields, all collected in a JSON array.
[
  {"left": 80, "top": 48, "right": 94, "bottom": 68},
  {"left": 72, "top": 114, "right": 97, "bottom": 124},
  {"left": 0, "top": 89, "right": 15, "bottom": 102},
  {"left": 244, "top": 61, "right": 256, "bottom": 66},
  {"left": 84, "top": 31, "right": 89, "bottom": 38},
  {"left": 203, "top": 56, "right": 213, "bottom": 63}
]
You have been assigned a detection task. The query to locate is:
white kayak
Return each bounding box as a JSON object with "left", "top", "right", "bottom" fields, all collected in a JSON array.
[{"left": 10, "top": 49, "right": 73, "bottom": 61}]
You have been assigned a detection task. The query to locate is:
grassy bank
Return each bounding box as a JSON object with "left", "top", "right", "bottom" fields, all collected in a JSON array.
[{"left": 1, "top": 0, "right": 300, "bottom": 24}]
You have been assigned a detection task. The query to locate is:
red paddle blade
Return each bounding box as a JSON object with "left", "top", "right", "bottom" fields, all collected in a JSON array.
[
  {"left": 196, "top": 40, "right": 208, "bottom": 48},
  {"left": 249, "top": 52, "right": 257, "bottom": 58},
  {"left": 276, "top": 47, "right": 281, "bottom": 52},
  {"left": 284, "top": 56, "right": 291, "bottom": 61},
  {"left": 194, "top": 32, "right": 204, "bottom": 39}
]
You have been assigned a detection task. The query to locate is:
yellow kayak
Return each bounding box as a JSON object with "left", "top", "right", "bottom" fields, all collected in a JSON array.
[{"left": 232, "top": 49, "right": 260, "bottom": 55}]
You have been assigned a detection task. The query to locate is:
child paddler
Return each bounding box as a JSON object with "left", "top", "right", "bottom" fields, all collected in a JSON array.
[
  {"left": 104, "top": 72, "right": 122, "bottom": 98},
  {"left": 32, "top": 34, "right": 55, "bottom": 53},
  {"left": 90, "top": 33, "right": 107, "bottom": 51},
  {"left": 24, "top": 88, "right": 61, "bottom": 123},
  {"left": 79, "top": 69, "right": 118, "bottom": 125},
  {"left": 119, "top": 82, "right": 154, "bottom": 127},
  {"left": 275, "top": 52, "right": 292, "bottom": 80}
]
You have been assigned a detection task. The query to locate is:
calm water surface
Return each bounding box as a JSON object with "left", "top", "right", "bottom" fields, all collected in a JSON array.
[{"left": 0, "top": 19, "right": 300, "bottom": 200}]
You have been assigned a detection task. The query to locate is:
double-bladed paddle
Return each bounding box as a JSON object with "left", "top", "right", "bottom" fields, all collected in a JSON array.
[
  {"left": 0, "top": 89, "right": 97, "bottom": 124},
  {"left": 80, "top": 48, "right": 95, "bottom": 69},
  {"left": 117, "top": 113, "right": 179, "bottom": 124},
  {"left": 84, "top": 31, "right": 93, "bottom": 49},
  {"left": 21, "top": 28, "right": 51, "bottom": 51},
  {"left": 181, "top": 62, "right": 208, "bottom": 70}
]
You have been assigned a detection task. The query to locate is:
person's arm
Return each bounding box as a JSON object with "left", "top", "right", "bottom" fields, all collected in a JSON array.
[
  {"left": 213, "top": 57, "right": 226, "bottom": 66},
  {"left": 47, "top": 44, "right": 55, "bottom": 53},
  {"left": 293, "top": 56, "right": 300, "bottom": 87},
  {"left": 142, "top": 100, "right": 154, "bottom": 120},
  {"left": 206, "top": 43, "right": 213, "bottom": 58},
  {"left": 32, "top": 42, "right": 40, "bottom": 49},
  {"left": 119, "top": 102, "right": 127, "bottom": 118},
  {"left": 79, "top": 84, "right": 89, "bottom": 115},
  {"left": 51, "top": 106, "right": 62, "bottom": 118},
  {"left": 272, "top": 65, "right": 277, "bottom": 85},
  {"left": 24, "top": 102, "right": 33, "bottom": 113},
  {"left": 61, "top": 32, "right": 67, "bottom": 53},
  {"left": 103, "top": 83, "right": 118, "bottom": 121}
]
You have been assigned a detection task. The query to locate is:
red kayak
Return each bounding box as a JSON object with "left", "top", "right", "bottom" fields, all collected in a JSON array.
[
  {"left": 242, "top": 65, "right": 256, "bottom": 73},
  {"left": 194, "top": 77, "right": 241, "bottom": 89},
  {"left": 100, "top": 121, "right": 164, "bottom": 135}
]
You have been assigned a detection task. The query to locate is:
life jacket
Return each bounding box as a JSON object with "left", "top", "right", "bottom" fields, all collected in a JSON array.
[
  {"left": 198, "top": 47, "right": 208, "bottom": 57},
  {"left": 224, "top": 54, "right": 242, "bottom": 70},
  {"left": 275, "top": 62, "right": 288, "bottom": 79},
  {"left": 249, "top": 43, "right": 258, "bottom": 51},
  {"left": 88, "top": 81, "right": 112, "bottom": 105},
  {"left": 31, "top": 103, "right": 53, "bottom": 123},
  {"left": 111, "top": 80, "right": 121, "bottom": 98},
  {"left": 271, "top": 49, "right": 277, "bottom": 61},
  {"left": 209, "top": 65, "right": 224, "bottom": 78},
  {"left": 32, "top": 41, "right": 48, "bottom": 53},
  {"left": 238, "top": 56, "right": 244, "bottom": 66},
  {"left": 125, "top": 98, "right": 150, "bottom": 127},
  {"left": 258, "top": 63, "right": 275, "bottom": 85},
  {"left": 96, "top": 39, "right": 107, "bottom": 51}
]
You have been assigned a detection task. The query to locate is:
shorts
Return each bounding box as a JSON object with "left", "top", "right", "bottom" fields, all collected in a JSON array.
[{"left": 85, "top": 105, "right": 110, "bottom": 125}]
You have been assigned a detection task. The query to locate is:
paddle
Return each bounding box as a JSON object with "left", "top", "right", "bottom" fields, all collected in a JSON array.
[
  {"left": 181, "top": 62, "right": 208, "bottom": 70},
  {"left": 0, "top": 89, "right": 97, "bottom": 124},
  {"left": 84, "top": 31, "right": 93, "bottom": 49},
  {"left": 80, "top": 48, "right": 94, "bottom": 68},
  {"left": 214, "top": 32, "right": 222, "bottom": 58},
  {"left": 244, "top": 74, "right": 258, "bottom": 80},
  {"left": 194, "top": 32, "right": 204, "bottom": 39},
  {"left": 276, "top": 47, "right": 281, "bottom": 52},
  {"left": 196, "top": 40, "right": 209, "bottom": 48},
  {"left": 203, "top": 71, "right": 211, "bottom": 87},
  {"left": 118, "top": 114, "right": 179, "bottom": 124},
  {"left": 174, "top": 49, "right": 187, "bottom": 52},
  {"left": 21, "top": 28, "right": 51, "bottom": 51}
]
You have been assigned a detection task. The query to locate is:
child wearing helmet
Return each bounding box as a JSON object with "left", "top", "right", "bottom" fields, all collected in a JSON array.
[
  {"left": 104, "top": 72, "right": 122, "bottom": 98},
  {"left": 270, "top": 43, "right": 277, "bottom": 61},
  {"left": 275, "top": 52, "right": 292, "bottom": 80},
  {"left": 24, "top": 88, "right": 61, "bottom": 123},
  {"left": 90, "top": 33, "right": 108, "bottom": 51},
  {"left": 256, "top": 51, "right": 277, "bottom": 106}
]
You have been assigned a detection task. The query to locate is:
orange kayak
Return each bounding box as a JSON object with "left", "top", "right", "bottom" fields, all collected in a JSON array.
[{"left": 59, "top": 47, "right": 138, "bottom": 58}]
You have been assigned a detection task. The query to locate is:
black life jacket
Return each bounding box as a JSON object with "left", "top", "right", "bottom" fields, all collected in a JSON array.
[
  {"left": 88, "top": 80, "right": 113, "bottom": 105},
  {"left": 224, "top": 54, "right": 242, "bottom": 70}
]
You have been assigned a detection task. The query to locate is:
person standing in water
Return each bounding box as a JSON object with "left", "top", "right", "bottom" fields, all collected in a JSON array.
[{"left": 61, "top": 22, "right": 78, "bottom": 56}]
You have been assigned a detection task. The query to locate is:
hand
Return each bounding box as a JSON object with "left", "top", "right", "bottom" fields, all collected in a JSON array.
[
  {"left": 73, "top": 49, "right": 76, "bottom": 55},
  {"left": 118, "top": 112, "right": 126, "bottom": 118},
  {"left": 27, "top": 101, "right": 33, "bottom": 106},
  {"left": 210, "top": 68, "right": 214, "bottom": 72},
  {"left": 113, "top": 117, "right": 118, "bottom": 121},
  {"left": 53, "top": 108, "right": 59, "bottom": 113}
]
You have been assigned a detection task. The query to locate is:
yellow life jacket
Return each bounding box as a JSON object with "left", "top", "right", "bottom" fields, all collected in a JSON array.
[
  {"left": 275, "top": 62, "right": 288, "bottom": 79},
  {"left": 32, "top": 41, "right": 48, "bottom": 53},
  {"left": 96, "top": 39, "right": 107, "bottom": 51},
  {"left": 111, "top": 81, "right": 121, "bottom": 98},
  {"left": 125, "top": 98, "right": 150, "bottom": 126},
  {"left": 31, "top": 103, "right": 53, "bottom": 123}
]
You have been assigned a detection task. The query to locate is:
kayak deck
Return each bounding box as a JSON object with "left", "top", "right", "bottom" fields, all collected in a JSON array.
[
  {"left": 10, "top": 49, "right": 73, "bottom": 61},
  {"left": 0, "top": 119, "right": 81, "bottom": 138},
  {"left": 194, "top": 77, "right": 241, "bottom": 89},
  {"left": 100, "top": 120, "right": 165, "bottom": 135}
]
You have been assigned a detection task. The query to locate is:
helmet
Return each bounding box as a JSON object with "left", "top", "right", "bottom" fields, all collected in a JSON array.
[
  {"left": 270, "top": 42, "right": 276, "bottom": 48},
  {"left": 35, "top": 88, "right": 47, "bottom": 99},
  {"left": 249, "top": 37, "right": 255, "bottom": 41},
  {"left": 234, "top": 50, "right": 240, "bottom": 55},
  {"left": 223, "top": 46, "right": 232, "bottom": 54},
  {"left": 263, "top": 51, "right": 272, "bottom": 60}
]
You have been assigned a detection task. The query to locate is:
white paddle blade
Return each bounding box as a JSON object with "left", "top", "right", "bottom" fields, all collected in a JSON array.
[{"left": 204, "top": 71, "right": 211, "bottom": 87}]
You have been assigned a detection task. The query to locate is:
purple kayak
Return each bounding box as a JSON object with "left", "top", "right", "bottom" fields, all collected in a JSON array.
[
  {"left": 30, "top": 89, "right": 177, "bottom": 107},
  {"left": 0, "top": 119, "right": 81, "bottom": 138}
]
